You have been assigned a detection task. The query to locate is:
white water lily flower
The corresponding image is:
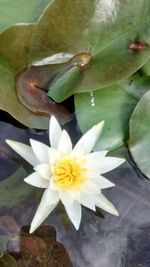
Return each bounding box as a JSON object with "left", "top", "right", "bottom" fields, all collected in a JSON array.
[{"left": 6, "top": 116, "right": 125, "bottom": 233}]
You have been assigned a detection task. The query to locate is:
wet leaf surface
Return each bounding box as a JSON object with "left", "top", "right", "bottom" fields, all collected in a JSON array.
[
  {"left": 30, "top": 0, "right": 150, "bottom": 101},
  {"left": 30, "top": 0, "right": 150, "bottom": 61}
]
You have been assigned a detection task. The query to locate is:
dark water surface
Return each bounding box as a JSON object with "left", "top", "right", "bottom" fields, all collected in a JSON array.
[{"left": 0, "top": 111, "right": 150, "bottom": 267}]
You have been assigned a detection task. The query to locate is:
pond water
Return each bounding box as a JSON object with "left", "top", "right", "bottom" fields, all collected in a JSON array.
[{"left": 0, "top": 110, "right": 150, "bottom": 267}]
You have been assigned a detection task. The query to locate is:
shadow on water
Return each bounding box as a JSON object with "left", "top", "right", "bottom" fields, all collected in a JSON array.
[{"left": 0, "top": 110, "right": 150, "bottom": 266}]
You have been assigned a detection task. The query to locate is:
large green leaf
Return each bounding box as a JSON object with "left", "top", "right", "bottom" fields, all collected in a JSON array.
[
  {"left": 75, "top": 74, "right": 150, "bottom": 151},
  {"left": 30, "top": 0, "right": 150, "bottom": 101},
  {"left": 0, "top": 0, "right": 51, "bottom": 32},
  {"left": 75, "top": 23, "right": 150, "bottom": 94},
  {"left": 0, "top": 62, "right": 49, "bottom": 129},
  {"left": 129, "top": 91, "right": 150, "bottom": 179},
  {"left": 0, "top": 24, "right": 34, "bottom": 72}
]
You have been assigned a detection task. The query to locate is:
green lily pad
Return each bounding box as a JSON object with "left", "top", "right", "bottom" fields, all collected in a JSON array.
[
  {"left": 0, "top": 24, "right": 71, "bottom": 127},
  {"left": 0, "top": 0, "right": 51, "bottom": 32},
  {"left": 0, "top": 253, "right": 17, "bottom": 267},
  {"left": 75, "top": 73, "right": 150, "bottom": 151},
  {"left": 129, "top": 91, "right": 150, "bottom": 179},
  {"left": 0, "top": 62, "right": 49, "bottom": 129},
  {"left": 0, "top": 24, "right": 34, "bottom": 72},
  {"left": 0, "top": 166, "right": 34, "bottom": 208},
  {"left": 75, "top": 85, "right": 137, "bottom": 151},
  {"left": 141, "top": 59, "right": 150, "bottom": 76},
  {"left": 30, "top": 0, "right": 150, "bottom": 101},
  {"left": 75, "top": 23, "right": 150, "bottom": 94},
  {"left": 30, "top": 0, "right": 150, "bottom": 60}
]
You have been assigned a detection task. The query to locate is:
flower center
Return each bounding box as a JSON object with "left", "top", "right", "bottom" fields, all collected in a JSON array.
[{"left": 53, "top": 157, "right": 86, "bottom": 189}]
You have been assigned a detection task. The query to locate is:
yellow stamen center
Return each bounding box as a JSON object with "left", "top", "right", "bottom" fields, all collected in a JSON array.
[{"left": 54, "top": 156, "right": 86, "bottom": 189}]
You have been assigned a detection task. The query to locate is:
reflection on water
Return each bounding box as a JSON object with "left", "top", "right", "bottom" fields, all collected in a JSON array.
[
  {"left": 0, "top": 116, "right": 150, "bottom": 266},
  {"left": 7, "top": 226, "right": 73, "bottom": 267}
]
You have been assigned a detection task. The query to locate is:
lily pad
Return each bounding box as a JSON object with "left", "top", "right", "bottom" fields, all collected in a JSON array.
[
  {"left": 0, "top": 24, "right": 34, "bottom": 72},
  {"left": 30, "top": 0, "right": 150, "bottom": 101},
  {"left": 0, "top": 24, "right": 71, "bottom": 127},
  {"left": 0, "top": 166, "right": 34, "bottom": 208},
  {"left": 75, "top": 74, "right": 150, "bottom": 151},
  {"left": 129, "top": 90, "right": 150, "bottom": 179},
  {"left": 118, "top": 73, "right": 150, "bottom": 99},
  {"left": 0, "top": 62, "right": 49, "bottom": 129},
  {"left": 75, "top": 84, "right": 137, "bottom": 151},
  {"left": 0, "top": 0, "right": 51, "bottom": 32},
  {"left": 142, "top": 59, "right": 150, "bottom": 76},
  {"left": 0, "top": 253, "right": 17, "bottom": 267}
]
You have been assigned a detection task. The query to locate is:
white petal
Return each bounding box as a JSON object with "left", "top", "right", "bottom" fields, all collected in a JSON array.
[
  {"left": 59, "top": 191, "right": 73, "bottom": 206},
  {"left": 83, "top": 180, "right": 100, "bottom": 194},
  {"left": 48, "top": 148, "right": 60, "bottom": 165},
  {"left": 88, "top": 157, "right": 125, "bottom": 174},
  {"left": 84, "top": 151, "right": 108, "bottom": 161},
  {"left": 34, "top": 163, "right": 51, "bottom": 180},
  {"left": 6, "top": 139, "right": 38, "bottom": 166},
  {"left": 64, "top": 201, "right": 81, "bottom": 230},
  {"left": 92, "top": 175, "right": 115, "bottom": 189},
  {"left": 71, "top": 144, "right": 85, "bottom": 158},
  {"left": 94, "top": 194, "right": 119, "bottom": 216},
  {"left": 30, "top": 193, "right": 59, "bottom": 233},
  {"left": 68, "top": 190, "right": 81, "bottom": 200},
  {"left": 24, "top": 172, "right": 49, "bottom": 188},
  {"left": 49, "top": 116, "right": 62, "bottom": 149},
  {"left": 80, "top": 193, "right": 95, "bottom": 211},
  {"left": 73, "top": 121, "right": 104, "bottom": 155},
  {"left": 30, "top": 139, "right": 49, "bottom": 163},
  {"left": 58, "top": 130, "right": 72, "bottom": 155},
  {"left": 44, "top": 187, "right": 59, "bottom": 205},
  {"left": 50, "top": 177, "right": 58, "bottom": 191}
]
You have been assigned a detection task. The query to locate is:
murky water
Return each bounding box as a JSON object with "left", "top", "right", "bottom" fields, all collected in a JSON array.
[{"left": 0, "top": 110, "right": 150, "bottom": 266}]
